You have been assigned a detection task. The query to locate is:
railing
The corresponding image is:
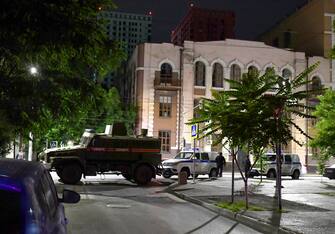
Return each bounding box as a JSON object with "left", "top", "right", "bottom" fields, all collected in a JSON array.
[{"left": 154, "top": 75, "right": 181, "bottom": 89}]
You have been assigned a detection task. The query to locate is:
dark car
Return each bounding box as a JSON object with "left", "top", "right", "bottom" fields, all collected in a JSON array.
[
  {"left": 0, "top": 158, "right": 80, "bottom": 234},
  {"left": 323, "top": 164, "right": 335, "bottom": 179}
]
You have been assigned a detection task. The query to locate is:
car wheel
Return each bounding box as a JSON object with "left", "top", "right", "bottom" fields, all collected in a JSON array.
[
  {"left": 122, "top": 173, "right": 133, "bottom": 181},
  {"left": 180, "top": 168, "right": 190, "bottom": 178},
  {"left": 267, "top": 170, "right": 276, "bottom": 179},
  {"left": 162, "top": 170, "right": 172, "bottom": 179},
  {"left": 291, "top": 170, "right": 300, "bottom": 180},
  {"left": 134, "top": 164, "right": 153, "bottom": 185},
  {"left": 59, "top": 163, "right": 82, "bottom": 185},
  {"left": 209, "top": 168, "right": 217, "bottom": 178}
]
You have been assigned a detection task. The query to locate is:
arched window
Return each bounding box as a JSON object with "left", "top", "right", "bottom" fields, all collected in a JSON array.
[
  {"left": 265, "top": 67, "right": 275, "bottom": 74},
  {"left": 282, "top": 69, "right": 292, "bottom": 80},
  {"left": 230, "top": 64, "right": 241, "bottom": 82},
  {"left": 160, "top": 63, "right": 172, "bottom": 84},
  {"left": 195, "top": 61, "right": 206, "bottom": 86},
  {"left": 248, "top": 66, "right": 258, "bottom": 74},
  {"left": 311, "top": 76, "right": 322, "bottom": 91},
  {"left": 212, "top": 63, "right": 224, "bottom": 88}
]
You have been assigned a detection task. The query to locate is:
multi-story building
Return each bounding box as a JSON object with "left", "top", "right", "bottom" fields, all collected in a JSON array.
[
  {"left": 127, "top": 39, "right": 331, "bottom": 170},
  {"left": 100, "top": 11, "right": 152, "bottom": 102},
  {"left": 259, "top": 0, "right": 335, "bottom": 168},
  {"left": 102, "top": 11, "right": 152, "bottom": 57},
  {"left": 171, "top": 6, "right": 235, "bottom": 46}
]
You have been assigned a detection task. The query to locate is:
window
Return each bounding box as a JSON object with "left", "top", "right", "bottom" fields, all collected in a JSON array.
[
  {"left": 212, "top": 63, "right": 224, "bottom": 88},
  {"left": 193, "top": 99, "right": 201, "bottom": 118},
  {"left": 285, "top": 155, "right": 292, "bottom": 164},
  {"left": 248, "top": 66, "right": 258, "bottom": 74},
  {"left": 284, "top": 31, "right": 292, "bottom": 48},
  {"left": 159, "top": 131, "right": 171, "bottom": 153},
  {"left": 311, "top": 76, "right": 322, "bottom": 91},
  {"left": 195, "top": 61, "right": 206, "bottom": 86},
  {"left": 41, "top": 172, "right": 58, "bottom": 217},
  {"left": 159, "top": 96, "right": 172, "bottom": 117},
  {"left": 160, "top": 63, "right": 172, "bottom": 84},
  {"left": 230, "top": 64, "right": 241, "bottom": 82},
  {"left": 282, "top": 69, "right": 292, "bottom": 80}
]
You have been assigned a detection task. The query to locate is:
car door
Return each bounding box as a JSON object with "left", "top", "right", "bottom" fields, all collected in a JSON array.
[
  {"left": 191, "top": 153, "right": 201, "bottom": 174},
  {"left": 41, "top": 171, "right": 67, "bottom": 234},
  {"left": 200, "top": 153, "right": 210, "bottom": 174},
  {"left": 282, "top": 155, "right": 292, "bottom": 175}
]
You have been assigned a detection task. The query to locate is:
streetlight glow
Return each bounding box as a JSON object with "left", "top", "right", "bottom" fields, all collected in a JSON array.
[{"left": 29, "top": 66, "right": 38, "bottom": 75}]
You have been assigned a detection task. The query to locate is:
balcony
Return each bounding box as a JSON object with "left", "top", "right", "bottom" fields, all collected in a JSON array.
[{"left": 154, "top": 74, "right": 181, "bottom": 90}]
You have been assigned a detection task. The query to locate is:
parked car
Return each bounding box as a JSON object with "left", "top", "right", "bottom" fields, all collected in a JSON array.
[
  {"left": 323, "top": 164, "right": 335, "bottom": 179},
  {"left": 249, "top": 153, "right": 301, "bottom": 179},
  {"left": 161, "top": 150, "right": 218, "bottom": 178},
  {"left": 0, "top": 158, "right": 80, "bottom": 234}
]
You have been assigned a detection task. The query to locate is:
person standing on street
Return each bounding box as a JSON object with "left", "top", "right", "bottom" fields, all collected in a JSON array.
[{"left": 215, "top": 152, "right": 226, "bottom": 177}]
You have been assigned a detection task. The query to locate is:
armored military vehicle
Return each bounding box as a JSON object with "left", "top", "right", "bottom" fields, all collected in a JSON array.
[{"left": 39, "top": 127, "right": 162, "bottom": 185}]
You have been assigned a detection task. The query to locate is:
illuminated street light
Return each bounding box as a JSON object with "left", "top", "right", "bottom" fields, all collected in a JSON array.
[{"left": 29, "top": 66, "right": 38, "bottom": 76}]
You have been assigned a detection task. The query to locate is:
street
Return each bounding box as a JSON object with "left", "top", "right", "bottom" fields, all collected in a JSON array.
[{"left": 53, "top": 173, "right": 260, "bottom": 234}]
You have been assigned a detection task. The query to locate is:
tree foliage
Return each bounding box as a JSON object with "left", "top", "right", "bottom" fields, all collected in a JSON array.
[
  {"left": 310, "top": 89, "right": 335, "bottom": 172},
  {"left": 0, "top": 0, "right": 127, "bottom": 155}
]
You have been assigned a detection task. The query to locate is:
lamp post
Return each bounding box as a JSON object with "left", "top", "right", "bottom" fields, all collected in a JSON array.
[{"left": 27, "top": 65, "right": 39, "bottom": 161}]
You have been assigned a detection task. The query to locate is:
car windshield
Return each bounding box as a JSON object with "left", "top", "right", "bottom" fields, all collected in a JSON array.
[
  {"left": 0, "top": 189, "right": 22, "bottom": 233},
  {"left": 175, "top": 152, "right": 193, "bottom": 159},
  {"left": 80, "top": 136, "right": 92, "bottom": 147}
]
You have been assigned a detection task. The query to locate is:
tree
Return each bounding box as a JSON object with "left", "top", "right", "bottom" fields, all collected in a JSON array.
[
  {"left": 0, "top": 0, "right": 126, "bottom": 154},
  {"left": 189, "top": 64, "right": 319, "bottom": 210},
  {"left": 310, "top": 89, "right": 335, "bottom": 173}
]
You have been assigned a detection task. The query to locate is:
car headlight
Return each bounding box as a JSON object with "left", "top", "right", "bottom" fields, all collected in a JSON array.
[{"left": 163, "top": 162, "right": 176, "bottom": 166}]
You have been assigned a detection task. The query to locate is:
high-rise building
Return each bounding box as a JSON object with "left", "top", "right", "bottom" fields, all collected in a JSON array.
[
  {"left": 171, "top": 6, "right": 235, "bottom": 45},
  {"left": 100, "top": 11, "right": 152, "bottom": 101},
  {"left": 103, "top": 11, "right": 152, "bottom": 57}
]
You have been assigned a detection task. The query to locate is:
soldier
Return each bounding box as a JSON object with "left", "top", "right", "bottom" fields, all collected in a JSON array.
[{"left": 215, "top": 152, "right": 226, "bottom": 177}]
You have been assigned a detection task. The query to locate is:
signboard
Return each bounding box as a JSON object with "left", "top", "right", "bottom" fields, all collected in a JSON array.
[
  {"left": 191, "top": 124, "right": 198, "bottom": 138},
  {"left": 50, "top": 141, "right": 58, "bottom": 148}
]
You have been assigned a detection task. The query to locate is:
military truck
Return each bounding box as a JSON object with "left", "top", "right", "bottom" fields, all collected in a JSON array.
[{"left": 38, "top": 128, "right": 162, "bottom": 185}]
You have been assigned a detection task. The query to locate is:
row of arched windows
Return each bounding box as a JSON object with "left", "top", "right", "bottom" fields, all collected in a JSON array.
[{"left": 159, "top": 62, "right": 322, "bottom": 90}]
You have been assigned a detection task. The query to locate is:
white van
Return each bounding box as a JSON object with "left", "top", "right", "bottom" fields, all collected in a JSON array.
[{"left": 161, "top": 150, "right": 218, "bottom": 179}]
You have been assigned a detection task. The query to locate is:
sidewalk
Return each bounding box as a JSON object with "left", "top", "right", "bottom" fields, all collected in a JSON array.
[{"left": 166, "top": 173, "right": 335, "bottom": 234}]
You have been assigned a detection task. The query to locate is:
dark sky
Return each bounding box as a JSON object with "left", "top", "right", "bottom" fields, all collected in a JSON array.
[{"left": 112, "top": 0, "right": 308, "bottom": 43}]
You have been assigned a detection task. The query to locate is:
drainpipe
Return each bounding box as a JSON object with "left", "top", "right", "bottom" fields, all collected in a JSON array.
[
  {"left": 177, "top": 48, "right": 184, "bottom": 152},
  {"left": 305, "top": 56, "right": 309, "bottom": 172}
]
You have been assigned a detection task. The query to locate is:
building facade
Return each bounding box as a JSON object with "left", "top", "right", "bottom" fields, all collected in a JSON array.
[
  {"left": 171, "top": 6, "right": 235, "bottom": 46},
  {"left": 128, "top": 39, "right": 331, "bottom": 169},
  {"left": 259, "top": 0, "right": 335, "bottom": 85},
  {"left": 100, "top": 11, "right": 152, "bottom": 102}
]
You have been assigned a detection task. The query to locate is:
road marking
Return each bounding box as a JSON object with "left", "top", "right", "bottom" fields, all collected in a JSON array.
[{"left": 106, "top": 204, "right": 132, "bottom": 209}]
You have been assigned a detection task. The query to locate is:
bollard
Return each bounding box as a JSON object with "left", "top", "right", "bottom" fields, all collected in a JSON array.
[{"left": 178, "top": 171, "right": 188, "bottom": 185}]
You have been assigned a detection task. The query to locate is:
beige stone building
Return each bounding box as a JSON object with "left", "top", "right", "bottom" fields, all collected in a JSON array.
[
  {"left": 259, "top": 0, "right": 335, "bottom": 84},
  {"left": 127, "top": 39, "right": 331, "bottom": 169}
]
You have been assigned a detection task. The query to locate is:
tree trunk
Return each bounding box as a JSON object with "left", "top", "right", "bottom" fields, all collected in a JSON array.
[{"left": 231, "top": 149, "right": 235, "bottom": 203}]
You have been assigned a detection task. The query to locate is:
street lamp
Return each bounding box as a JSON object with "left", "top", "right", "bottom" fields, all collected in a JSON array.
[{"left": 29, "top": 66, "right": 39, "bottom": 76}]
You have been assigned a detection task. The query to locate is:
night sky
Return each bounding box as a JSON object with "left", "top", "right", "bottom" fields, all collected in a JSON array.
[{"left": 112, "top": 0, "right": 308, "bottom": 43}]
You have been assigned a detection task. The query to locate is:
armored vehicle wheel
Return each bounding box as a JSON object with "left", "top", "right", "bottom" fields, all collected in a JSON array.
[
  {"left": 59, "top": 163, "right": 82, "bottom": 185},
  {"left": 134, "top": 165, "right": 153, "bottom": 185},
  {"left": 209, "top": 168, "right": 217, "bottom": 178},
  {"left": 162, "top": 170, "right": 172, "bottom": 179},
  {"left": 292, "top": 170, "right": 300, "bottom": 180},
  {"left": 267, "top": 170, "right": 276, "bottom": 179},
  {"left": 122, "top": 173, "right": 133, "bottom": 181}
]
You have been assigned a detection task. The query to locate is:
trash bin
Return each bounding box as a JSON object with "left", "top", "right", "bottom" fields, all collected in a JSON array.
[{"left": 178, "top": 171, "right": 188, "bottom": 185}]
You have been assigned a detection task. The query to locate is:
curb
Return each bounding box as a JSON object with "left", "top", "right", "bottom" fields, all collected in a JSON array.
[{"left": 166, "top": 183, "right": 302, "bottom": 234}]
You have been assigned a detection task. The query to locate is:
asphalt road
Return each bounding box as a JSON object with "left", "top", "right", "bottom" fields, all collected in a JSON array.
[{"left": 53, "top": 174, "right": 260, "bottom": 234}]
